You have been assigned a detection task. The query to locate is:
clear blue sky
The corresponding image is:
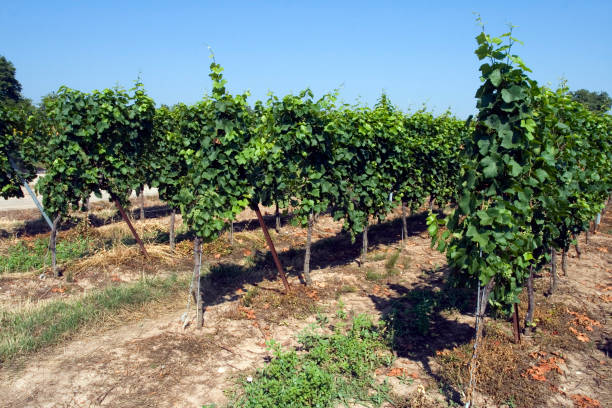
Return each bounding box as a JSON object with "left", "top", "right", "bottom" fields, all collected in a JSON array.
[{"left": 2, "top": 1, "right": 610, "bottom": 118}]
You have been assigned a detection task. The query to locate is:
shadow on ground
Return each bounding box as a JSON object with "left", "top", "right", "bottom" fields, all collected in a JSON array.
[
  {"left": 369, "top": 267, "right": 477, "bottom": 404},
  {"left": 3, "top": 205, "right": 174, "bottom": 237},
  {"left": 194, "top": 212, "right": 432, "bottom": 309}
]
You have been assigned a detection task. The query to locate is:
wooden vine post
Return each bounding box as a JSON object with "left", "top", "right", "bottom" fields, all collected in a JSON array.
[
  {"left": 169, "top": 210, "right": 176, "bottom": 251},
  {"left": 512, "top": 303, "right": 521, "bottom": 344},
  {"left": 50, "top": 214, "right": 61, "bottom": 276},
  {"left": 401, "top": 202, "right": 408, "bottom": 243},
  {"left": 549, "top": 249, "right": 558, "bottom": 295},
  {"left": 524, "top": 266, "right": 535, "bottom": 334},
  {"left": 275, "top": 202, "right": 281, "bottom": 233},
  {"left": 139, "top": 190, "right": 146, "bottom": 220},
  {"left": 191, "top": 237, "right": 204, "bottom": 328},
  {"left": 252, "top": 203, "right": 291, "bottom": 292},
  {"left": 303, "top": 211, "right": 314, "bottom": 285},
  {"left": 112, "top": 195, "right": 149, "bottom": 258},
  {"left": 361, "top": 222, "right": 369, "bottom": 264}
]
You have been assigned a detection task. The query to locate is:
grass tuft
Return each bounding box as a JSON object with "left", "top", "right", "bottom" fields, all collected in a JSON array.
[
  {"left": 384, "top": 250, "right": 400, "bottom": 270},
  {"left": 365, "top": 268, "right": 385, "bottom": 281},
  {"left": 0, "top": 237, "right": 92, "bottom": 274},
  {"left": 0, "top": 274, "right": 187, "bottom": 363}
]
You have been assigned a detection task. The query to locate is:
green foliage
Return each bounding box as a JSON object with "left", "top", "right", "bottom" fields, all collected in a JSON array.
[
  {"left": 430, "top": 24, "right": 611, "bottom": 313},
  {"left": 256, "top": 90, "right": 338, "bottom": 225},
  {"left": 570, "top": 89, "right": 612, "bottom": 113},
  {"left": 177, "top": 62, "right": 253, "bottom": 241},
  {"left": 529, "top": 85, "right": 611, "bottom": 266},
  {"left": 400, "top": 110, "right": 468, "bottom": 210},
  {"left": 0, "top": 101, "right": 37, "bottom": 199},
  {"left": 232, "top": 314, "right": 391, "bottom": 408},
  {"left": 384, "top": 250, "right": 400, "bottom": 271},
  {"left": 335, "top": 299, "right": 347, "bottom": 319},
  {"left": 385, "top": 290, "right": 439, "bottom": 337},
  {"left": 149, "top": 104, "right": 189, "bottom": 210},
  {"left": 0, "top": 56, "right": 22, "bottom": 103},
  {"left": 38, "top": 82, "right": 155, "bottom": 217},
  {"left": 329, "top": 95, "right": 403, "bottom": 239},
  {"left": 0, "top": 237, "right": 91, "bottom": 273},
  {"left": 430, "top": 25, "right": 540, "bottom": 309},
  {"left": 246, "top": 99, "right": 290, "bottom": 213}
]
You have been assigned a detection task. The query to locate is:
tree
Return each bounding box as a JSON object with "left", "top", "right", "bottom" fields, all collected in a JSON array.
[
  {"left": 257, "top": 90, "right": 338, "bottom": 284},
  {"left": 0, "top": 56, "right": 22, "bottom": 103},
  {"left": 177, "top": 61, "right": 260, "bottom": 326},
  {"left": 570, "top": 89, "right": 611, "bottom": 113},
  {"left": 429, "top": 25, "right": 540, "bottom": 405},
  {"left": 39, "top": 82, "right": 156, "bottom": 266},
  {"left": 0, "top": 102, "right": 36, "bottom": 199}
]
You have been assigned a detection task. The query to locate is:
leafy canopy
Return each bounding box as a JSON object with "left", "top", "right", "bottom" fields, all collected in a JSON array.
[{"left": 38, "top": 82, "right": 155, "bottom": 216}]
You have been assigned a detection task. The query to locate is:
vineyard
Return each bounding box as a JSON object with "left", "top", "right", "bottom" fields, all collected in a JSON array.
[{"left": 0, "top": 24, "right": 611, "bottom": 408}]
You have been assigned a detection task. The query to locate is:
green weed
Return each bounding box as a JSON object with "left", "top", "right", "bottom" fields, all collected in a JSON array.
[
  {"left": 384, "top": 287, "right": 472, "bottom": 346},
  {"left": 316, "top": 312, "right": 329, "bottom": 327},
  {"left": 370, "top": 252, "right": 387, "bottom": 262},
  {"left": 231, "top": 314, "right": 392, "bottom": 408},
  {"left": 0, "top": 237, "right": 92, "bottom": 274},
  {"left": 336, "top": 299, "right": 347, "bottom": 319},
  {"left": 241, "top": 287, "right": 260, "bottom": 307},
  {"left": 386, "top": 290, "right": 439, "bottom": 337},
  {"left": 338, "top": 285, "right": 357, "bottom": 294},
  {"left": 384, "top": 250, "right": 400, "bottom": 270},
  {"left": 365, "top": 268, "right": 385, "bottom": 281}
]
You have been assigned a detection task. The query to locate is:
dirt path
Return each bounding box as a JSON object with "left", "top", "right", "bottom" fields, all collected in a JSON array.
[
  {"left": 0, "top": 292, "right": 309, "bottom": 407},
  {"left": 0, "top": 270, "right": 356, "bottom": 408},
  {"left": 0, "top": 207, "right": 610, "bottom": 408},
  {"left": 0, "top": 214, "right": 440, "bottom": 408}
]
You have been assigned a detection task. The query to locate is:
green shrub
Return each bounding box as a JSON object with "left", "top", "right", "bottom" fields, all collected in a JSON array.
[{"left": 232, "top": 314, "right": 392, "bottom": 408}]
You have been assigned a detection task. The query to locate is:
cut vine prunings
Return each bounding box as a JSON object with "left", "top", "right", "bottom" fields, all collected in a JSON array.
[
  {"left": 385, "top": 367, "right": 418, "bottom": 379},
  {"left": 567, "top": 309, "right": 602, "bottom": 331},
  {"left": 570, "top": 394, "right": 602, "bottom": 408},
  {"left": 237, "top": 306, "right": 257, "bottom": 320},
  {"left": 522, "top": 356, "right": 565, "bottom": 382},
  {"left": 569, "top": 327, "right": 590, "bottom": 342}
]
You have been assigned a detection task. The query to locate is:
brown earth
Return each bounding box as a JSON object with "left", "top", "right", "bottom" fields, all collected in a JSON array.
[{"left": 0, "top": 203, "right": 610, "bottom": 408}]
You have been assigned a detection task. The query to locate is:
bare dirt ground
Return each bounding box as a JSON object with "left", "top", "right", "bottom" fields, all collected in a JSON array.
[{"left": 0, "top": 203, "right": 610, "bottom": 408}]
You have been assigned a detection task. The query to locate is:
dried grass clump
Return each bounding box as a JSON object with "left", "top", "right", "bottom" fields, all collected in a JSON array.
[
  {"left": 435, "top": 324, "right": 550, "bottom": 408},
  {"left": 68, "top": 243, "right": 184, "bottom": 276},
  {"left": 174, "top": 240, "right": 194, "bottom": 256},
  {"left": 225, "top": 285, "right": 321, "bottom": 323},
  {"left": 393, "top": 384, "right": 444, "bottom": 408},
  {"left": 532, "top": 301, "right": 603, "bottom": 351},
  {"left": 96, "top": 219, "right": 168, "bottom": 241},
  {"left": 234, "top": 230, "right": 266, "bottom": 248}
]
